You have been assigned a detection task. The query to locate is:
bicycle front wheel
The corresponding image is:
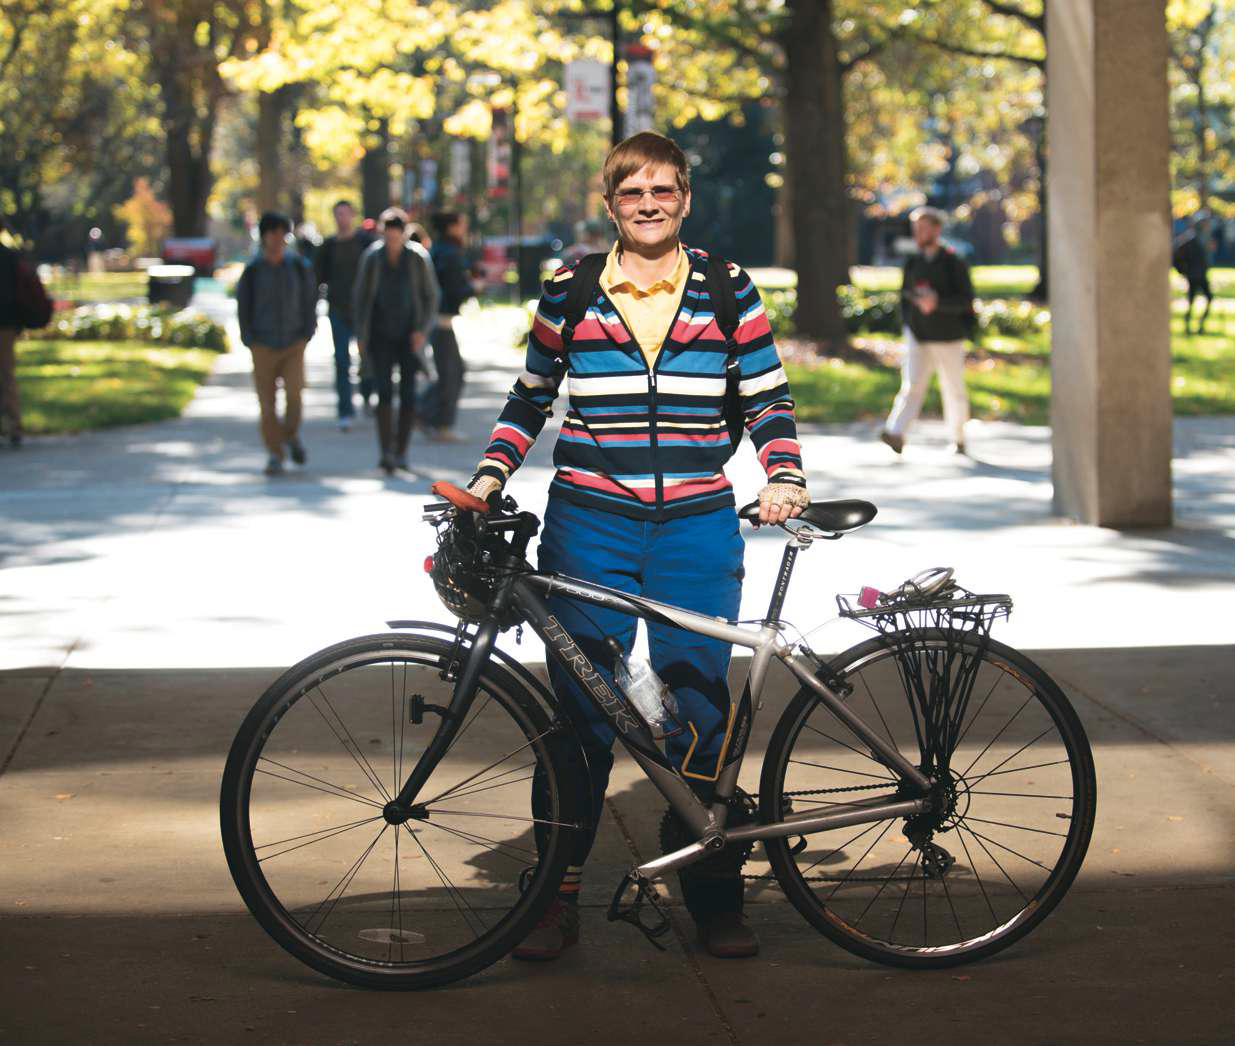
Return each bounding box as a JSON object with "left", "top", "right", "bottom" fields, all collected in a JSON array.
[
  {"left": 761, "top": 631, "right": 1096, "bottom": 968},
  {"left": 220, "top": 632, "right": 585, "bottom": 989}
]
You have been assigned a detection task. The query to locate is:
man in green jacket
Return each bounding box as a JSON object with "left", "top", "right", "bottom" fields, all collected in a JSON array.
[{"left": 352, "top": 208, "right": 439, "bottom": 473}]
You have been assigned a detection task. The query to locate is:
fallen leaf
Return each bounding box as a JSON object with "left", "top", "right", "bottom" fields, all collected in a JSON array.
[
  {"left": 54, "top": 793, "right": 74, "bottom": 801},
  {"left": 1167, "top": 816, "right": 1184, "bottom": 822},
  {"left": 952, "top": 975, "right": 972, "bottom": 982}
]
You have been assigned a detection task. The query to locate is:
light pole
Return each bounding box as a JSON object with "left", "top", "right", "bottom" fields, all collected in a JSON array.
[{"left": 559, "top": 1, "right": 623, "bottom": 147}]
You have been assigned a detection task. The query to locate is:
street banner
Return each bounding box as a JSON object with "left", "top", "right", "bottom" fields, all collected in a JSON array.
[
  {"left": 488, "top": 107, "right": 511, "bottom": 199},
  {"left": 626, "top": 44, "right": 656, "bottom": 135},
  {"left": 565, "top": 59, "right": 608, "bottom": 122},
  {"left": 450, "top": 138, "right": 471, "bottom": 195}
]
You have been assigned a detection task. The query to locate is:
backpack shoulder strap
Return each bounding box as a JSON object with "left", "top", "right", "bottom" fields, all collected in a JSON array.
[
  {"left": 560, "top": 252, "right": 608, "bottom": 343},
  {"left": 704, "top": 254, "right": 740, "bottom": 368}
]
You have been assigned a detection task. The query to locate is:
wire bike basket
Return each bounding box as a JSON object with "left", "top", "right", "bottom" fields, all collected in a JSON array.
[{"left": 835, "top": 568, "right": 1013, "bottom": 777}]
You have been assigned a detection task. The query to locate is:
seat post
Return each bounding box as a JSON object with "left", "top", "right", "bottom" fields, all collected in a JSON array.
[{"left": 765, "top": 537, "right": 804, "bottom": 625}]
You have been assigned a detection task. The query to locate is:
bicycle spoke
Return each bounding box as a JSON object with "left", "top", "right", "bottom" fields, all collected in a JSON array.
[
  {"left": 443, "top": 693, "right": 494, "bottom": 759},
  {"left": 426, "top": 808, "right": 578, "bottom": 829},
  {"left": 854, "top": 845, "right": 913, "bottom": 929},
  {"left": 309, "top": 686, "right": 393, "bottom": 803},
  {"left": 416, "top": 816, "right": 540, "bottom": 864},
  {"left": 958, "top": 692, "right": 1036, "bottom": 778},
  {"left": 256, "top": 814, "right": 386, "bottom": 863},
  {"left": 858, "top": 673, "right": 899, "bottom": 751},
  {"left": 403, "top": 823, "right": 488, "bottom": 939},
  {"left": 302, "top": 824, "right": 388, "bottom": 936},
  {"left": 951, "top": 672, "right": 1002, "bottom": 753},
  {"left": 437, "top": 771, "right": 537, "bottom": 803},
  {"left": 967, "top": 789, "right": 1073, "bottom": 799},
  {"left": 961, "top": 815, "right": 1068, "bottom": 838},
  {"left": 824, "top": 820, "right": 896, "bottom": 902},
  {"left": 255, "top": 760, "right": 385, "bottom": 809},
  {"left": 887, "top": 850, "right": 922, "bottom": 941},
  {"left": 788, "top": 758, "right": 896, "bottom": 781},
  {"left": 938, "top": 860, "right": 963, "bottom": 938},
  {"left": 957, "top": 827, "right": 998, "bottom": 923},
  {"left": 959, "top": 824, "right": 1029, "bottom": 903},
  {"left": 962, "top": 726, "right": 1057, "bottom": 786},
  {"left": 803, "top": 720, "right": 885, "bottom": 764},
  {"left": 966, "top": 758, "right": 1072, "bottom": 784},
  {"left": 798, "top": 821, "right": 882, "bottom": 878},
  {"left": 419, "top": 729, "right": 552, "bottom": 806},
  {"left": 962, "top": 826, "right": 1054, "bottom": 874}
]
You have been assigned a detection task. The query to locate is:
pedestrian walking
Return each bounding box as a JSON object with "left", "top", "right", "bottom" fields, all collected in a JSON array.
[
  {"left": 236, "top": 211, "right": 317, "bottom": 476},
  {"left": 1173, "top": 215, "right": 1215, "bottom": 335},
  {"left": 315, "top": 200, "right": 375, "bottom": 431},
  {"left": 352, "top": 208, "right": 439, "bottom": 474},
  {"left": 466, "top": 131, "right": 809, "bottom": 961},
  {"left": 880, "top": 206, "right": 975, "bottom": 456},
  {"left": 0, "top": 216, "right": 53, "bottom": 449},
  {"left": 420, "top": 211, "right": 476, "bottom": 443}
]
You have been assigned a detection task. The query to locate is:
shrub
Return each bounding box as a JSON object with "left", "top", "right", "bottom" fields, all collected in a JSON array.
[{"left": 38, "top": 303, "right": 229, "bottom": 352}]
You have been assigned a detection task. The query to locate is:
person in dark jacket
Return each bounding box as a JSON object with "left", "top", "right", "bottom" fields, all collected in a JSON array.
[
  {"left": 0, "top": 216, "right": 52, "bottom": 449},
  {"left": 314, "top": 200, "right": 374, "bottom": 430},
  {"left": 1173, "top": 215, "right": 1215, "bottom": 335},
  {"left": 352, "top": 208, "right": 439, "bottom": 473},
  {"left": 880, "top": 206, "right": 975, "bottom": 456},
  {"left": 236, "top": 211, "right": 318, "bottom": 475},
  {"left": 419, "top": 211, "right": 476, "bottom": 442}
]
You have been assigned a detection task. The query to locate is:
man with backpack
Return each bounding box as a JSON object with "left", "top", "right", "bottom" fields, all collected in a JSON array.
[
  {"left": 880, "top": 206, "right": 976, "bottom": 456},
  {"left": 236, "top": 211, "right": 317, "bottom": 476},
  {"left": 466, "top": 132, "right": 809, "bottom": 962},
  {"left": 0, "top": 216, "right": 53, "bottom": 449}
]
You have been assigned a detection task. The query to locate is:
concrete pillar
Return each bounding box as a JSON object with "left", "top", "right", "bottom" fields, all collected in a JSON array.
[{"left": 1047, "top": 0, "right": 1173, "bottom": 527}]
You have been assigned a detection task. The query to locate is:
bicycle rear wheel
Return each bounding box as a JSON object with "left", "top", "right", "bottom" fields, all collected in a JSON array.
[
  {"left": 761, "top": 631, "right": 1096, "bottom": 968},
  {"left": 220, "top": 632, "right": 585, "bottom": 989}
]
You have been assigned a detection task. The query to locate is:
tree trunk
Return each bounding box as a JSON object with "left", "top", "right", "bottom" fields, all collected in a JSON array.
[
  {"left": 783, "top": 0, "right": 850, "bottom": 352},
  {"left": 163, "top": 78, "right": 214, "bottom": 238},
  {"left": 256, "top": 89, "right": 286, "bottom": 214},
  {"left": 361, "top": 118, "right": 391, "bottom": 220}
]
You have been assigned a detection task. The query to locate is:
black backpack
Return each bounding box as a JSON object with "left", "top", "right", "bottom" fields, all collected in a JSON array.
[{"left": 559, "top": 252, "right": 745, "bottom": 456}]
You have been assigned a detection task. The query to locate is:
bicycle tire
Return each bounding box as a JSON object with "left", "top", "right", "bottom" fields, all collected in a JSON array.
[
  {"left": 761, "top": 630, "right": 1096, "bottom": 969},
  {"left": 220, "top": 632, "right": 586, "bottom": 989}
]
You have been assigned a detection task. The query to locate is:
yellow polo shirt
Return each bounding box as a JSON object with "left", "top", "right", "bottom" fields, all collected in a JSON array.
[{"left": 599, "top": 242, "right": 689, "bottom": 368}]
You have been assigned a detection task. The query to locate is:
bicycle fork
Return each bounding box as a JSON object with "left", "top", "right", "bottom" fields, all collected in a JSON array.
[{"left": 381, "top": 617, "right": 500, "bottom": 823}]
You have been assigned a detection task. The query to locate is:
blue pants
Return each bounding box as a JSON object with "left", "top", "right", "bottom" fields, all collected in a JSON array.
[
  {"left": 536, "top": 498, "right": 746, "bottom": 915},
  {"left": 328, "top": 315, "right": 355, "bottom": 418}
]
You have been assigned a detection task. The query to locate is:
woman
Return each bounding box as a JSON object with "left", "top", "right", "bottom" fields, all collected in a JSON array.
[
  {"left": 467, "top": 132, "right": 809, "bottom": 960},
  {"left": 353, "top": 208, "right": 439, "bottom": 473}
]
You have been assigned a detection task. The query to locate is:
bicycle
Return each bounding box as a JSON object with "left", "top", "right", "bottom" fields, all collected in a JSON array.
[{"left": 220, "top": 481, "right": 1096, "bottom": 989}]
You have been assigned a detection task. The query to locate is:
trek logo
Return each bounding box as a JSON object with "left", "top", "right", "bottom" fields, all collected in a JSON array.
[{"left": 543, "top": 615, "right": 641, "bottom": 736}]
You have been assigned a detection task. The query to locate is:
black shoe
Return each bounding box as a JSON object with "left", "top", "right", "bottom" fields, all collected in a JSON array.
[
  {"left": 288, "top": 439, "right": 307, "bottom": 465},
  {"left": 880, "top": 430, "right": 904, "bottom": 455},
  {"left": 512, "top": 898, "right": 580, "bottom": 961}
]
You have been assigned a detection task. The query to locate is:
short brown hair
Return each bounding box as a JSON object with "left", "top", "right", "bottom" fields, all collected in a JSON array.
[{"left": 602, "top": 132, "right": 690, "bottom": 198}]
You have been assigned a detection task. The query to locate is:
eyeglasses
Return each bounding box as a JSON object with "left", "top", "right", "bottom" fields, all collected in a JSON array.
[{"left": 612, "top": 185, "right": 681, "bottom": 210}]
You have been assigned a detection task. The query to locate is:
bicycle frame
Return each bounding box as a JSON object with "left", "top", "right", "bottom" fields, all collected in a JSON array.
[{"left": 395, "top": 524, "right": 933, "bottom": 883}]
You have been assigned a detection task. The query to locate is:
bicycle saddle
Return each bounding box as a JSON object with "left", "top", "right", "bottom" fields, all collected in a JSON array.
[{"left": 737, "top": 498, "right": 877, "bottom": 533}]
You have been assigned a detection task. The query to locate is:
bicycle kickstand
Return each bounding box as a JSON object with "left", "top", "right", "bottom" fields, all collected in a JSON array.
[{"left": 607, "top": 871, "right": 672, "bottom": 951}]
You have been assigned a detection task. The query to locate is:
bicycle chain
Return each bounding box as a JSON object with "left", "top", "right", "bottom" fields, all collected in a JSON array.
[{"left": 741, "top": 782, "right": 920, "bottom": 884}]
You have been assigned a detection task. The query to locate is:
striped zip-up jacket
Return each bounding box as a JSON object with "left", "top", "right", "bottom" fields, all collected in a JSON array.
[{"left": 473, "top": 246, "right": 806, "bottom": 521}]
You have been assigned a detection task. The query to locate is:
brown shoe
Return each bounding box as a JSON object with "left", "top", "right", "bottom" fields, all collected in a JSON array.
[
  {"left": 697, "top": 911, "right": 759, "bottom": 958},
  {"left": 880, "top": 430, "right": 904, "bottom": 455},
  {"left": 512, "top": 898, "right": 580, "bottom": 961}
]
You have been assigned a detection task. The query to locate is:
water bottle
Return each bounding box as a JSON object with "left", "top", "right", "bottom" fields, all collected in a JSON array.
[{"left": 608, "top": 640, "right": 679, "bottom": 734}]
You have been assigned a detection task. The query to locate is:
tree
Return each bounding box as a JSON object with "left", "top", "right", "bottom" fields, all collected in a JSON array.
[
  {"left": 124, "top": 1, "right": 264, "bottom": 237},
  {"left": 114, "top": 177, "right": 173, "bottom": 257},
  {"left": 1167, "top": 0, "right": 1235, "bottom": 218}
]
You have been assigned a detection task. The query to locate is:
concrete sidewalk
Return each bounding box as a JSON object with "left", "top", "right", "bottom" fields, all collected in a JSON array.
[{"left": 1, "top": 296, "right": 1233, "bottom": 1044}]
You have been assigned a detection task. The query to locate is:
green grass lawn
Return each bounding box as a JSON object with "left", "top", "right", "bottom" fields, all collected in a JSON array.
[
  {"left": 788, "top": 314, "right": 1235, "bottom": 426},
  {"left": 45, "top": 270, "right": 150, "bottom": 304},
  {"left": 17, "top": 339, "right": 217, "bottom": 433}
]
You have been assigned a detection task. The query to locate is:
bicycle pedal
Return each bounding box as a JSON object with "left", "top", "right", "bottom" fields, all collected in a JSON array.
[{"left": 607, "top": 872, "right": 672, "bottom": 951}]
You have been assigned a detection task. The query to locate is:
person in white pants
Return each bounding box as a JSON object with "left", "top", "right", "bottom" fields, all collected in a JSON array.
[{"left": 880, "top": 207, "right": 975, "bottom": 456}]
